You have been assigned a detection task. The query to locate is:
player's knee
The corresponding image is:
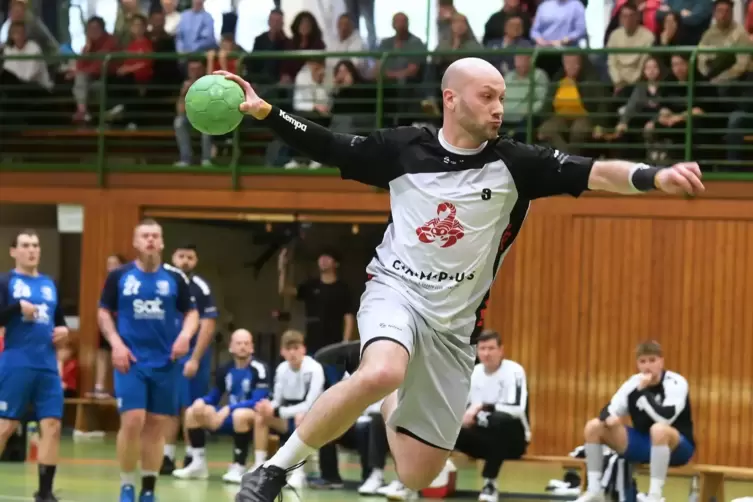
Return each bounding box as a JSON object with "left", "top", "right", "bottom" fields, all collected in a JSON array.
[
  {"left": 231, "top": 409, "right": 254, "bottom": 431},
  {"left": 649, "top": 423, "right": 676, "bottom": 444},
  {"left": 354, "top": 362, "right": 404, "bottom": 398},
  {"left": 0, "top": 419, "right": 19, "bottom": 441},
  {"left": 294, "top": 413, "right": 305, "bottom": 427},
  {"left": 584, "top": 418, "right": 605, "bottom": 440},
  {"left": 120, "top": 410, "right": 146, "bottom": 436},
  {"left": 40, "top": 419, "right": 61, "bottom": 440},
  {"left": 396, "top": 463, "right": 440, "bottom": 491}
]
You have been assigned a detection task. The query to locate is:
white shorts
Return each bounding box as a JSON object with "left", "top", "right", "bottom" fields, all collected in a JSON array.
[{"left": 357, "top": 280, "right": 476, "bottom": 450}]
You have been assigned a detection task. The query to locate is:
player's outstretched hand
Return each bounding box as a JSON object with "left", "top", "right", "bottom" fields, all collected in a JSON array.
[
  {"left": 112, "top": 342, "right": 136, "bottom": 373},
  {"left": 655, "top": 162, "right": 705, "bottom": 195},
  {"left": 213, "top": 71, "right": 267, "bottom": 118}
]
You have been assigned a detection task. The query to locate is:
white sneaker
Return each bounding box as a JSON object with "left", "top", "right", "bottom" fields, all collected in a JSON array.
[
  {"left": 574, "top": 492, "right": 606, "bottom": 502},
  {"left": 478, "top": 481, "right": 498, "bottom": 502},
  {"left": 286, "top": 466, "right": 307, "bottom": 489},
  {"left": 358, "top": 470, "right": 385, "bottom": 495},
  {"left": 172, "top": 459, "right": 209, "bottom": 480},
  {"left": 384, "top": 481, "right": 418, "bottom": 501},
  {"left": 308, "top": 161, "right": 322, "bottom": 169},
  {"left": 222, "top": 463, "right": 246, "bottom": 484},
  {"left": 284, "top": 160, "right": 300, "bottom": 169},
  {"left": 637, "top": 493, "right": 665, "bottom": 502},
  {"left": 377, "top": 480, "right": 403, "bottom": 496}
]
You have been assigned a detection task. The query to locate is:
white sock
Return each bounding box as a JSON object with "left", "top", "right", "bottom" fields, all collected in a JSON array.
[
  {"left": 649, "top": 477, "right": 665, "bottom": 498},
  {"left": 587, "top": 472, "right": 603, "bottom": 495},
  {"left": 120, "top": 472, "right": 136, "bottom": 487},
  {"left": 163, "top": 444, "right": 176, "bottom": 461},
  {"left": 372, "top": 468, "right": 384, "bottom": 478},
  {"left": 649, "top": 444, "right": 670, "bottom": 497},
  {"left": 263, "top": 431, "right": 316, "bottom": 470},
  {"left": 192, "top": 448, "right": 206, "bottom": 462},
  {"left": 184, "top": 446, "right": 194, "bottom": 458},
  {"left": 254, "top": 450, "right": 267, "bottom": 465},
  {"left": 484, "top": 477, "right": 496, "bottom": 488}
]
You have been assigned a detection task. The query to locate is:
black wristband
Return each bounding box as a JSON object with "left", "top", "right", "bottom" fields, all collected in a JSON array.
[{"left": 630, "top": 164, "right": 661, "bottom": 192}]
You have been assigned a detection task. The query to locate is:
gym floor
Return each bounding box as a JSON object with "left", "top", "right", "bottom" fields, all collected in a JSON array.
[{"left": 0, "top": 438, "right": 751, "bottom": 502}]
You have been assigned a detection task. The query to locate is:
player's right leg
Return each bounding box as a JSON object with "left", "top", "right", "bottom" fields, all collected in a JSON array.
[
  {"left": 0, "top": 366, "right": 34, "bottom": 455},
  {"left": 34, "top": 370, "right": 66, "bottom": 502},
  {"left": 114, "top": 366, "right": 150, "bottom": 502},
  {"left": 575, "top": 418, "right": 630, "bottom": 502},
  {"left": 221, "top": 408, "right": 257, "bottom": 484},
  {"left": 172, "top": 401, "right": 216, "bottom": 480}
]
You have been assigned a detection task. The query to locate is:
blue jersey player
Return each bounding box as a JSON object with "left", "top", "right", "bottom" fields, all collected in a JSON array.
[
  {"left": 98, "top": 219, "right": 199, "bottom": 502},
  {"left": 161, "top": 243, "right": 218, "bottom": 475},
  {"left": 173, "top": 329, "right": 270, "bottom": 484},
  {"left": 0, "top": 229, "right": 69, "bottom": 502}
]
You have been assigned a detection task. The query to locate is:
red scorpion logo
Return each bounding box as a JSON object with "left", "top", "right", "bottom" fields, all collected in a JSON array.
[{"left": 416, "top": 202, "right": 465, "bottom": 248}]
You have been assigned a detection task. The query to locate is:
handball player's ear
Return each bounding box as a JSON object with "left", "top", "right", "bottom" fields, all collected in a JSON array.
[{"left": 443, "top": 89, "right": 456, "bottom": 111}]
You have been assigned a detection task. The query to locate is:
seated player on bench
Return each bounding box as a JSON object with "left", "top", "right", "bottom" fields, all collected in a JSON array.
[
  {"left": 576, "top": 341, "right": 695, "bottom": 502},
  {"left": 253, "top": 330, "right": 325, "bottom": 489},
  {"left": 453, "top": 330, "right": 531, "bottom": 502},
  {"left": 172, "top": 329, "right": 271, "bottom": 483}
]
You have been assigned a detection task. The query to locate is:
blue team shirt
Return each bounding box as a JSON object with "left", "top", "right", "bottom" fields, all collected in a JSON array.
[
  {"left": 203, "top": 359, "right": 271, "bottom": 411},
  {"left": 99, "top": 262, "right": 196, "bottom": 368},
  {"left": 0, "top": 271, "right": 66, "bottom": 372}
]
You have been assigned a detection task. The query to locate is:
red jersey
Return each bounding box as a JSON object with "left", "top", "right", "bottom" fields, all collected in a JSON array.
[
  {"left": 77, "top": 34, "right": 119, "bottom": 74},
  {"left": 62, "top": 359, "right": 79, "bottom": 391},
  {"left": 125, "top": 37, "right": 154, "bottom": 82}
]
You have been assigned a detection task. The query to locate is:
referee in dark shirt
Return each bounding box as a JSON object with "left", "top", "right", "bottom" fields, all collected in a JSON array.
[{"left": 277, "top": 247, "right": 355, "bottom": 381}]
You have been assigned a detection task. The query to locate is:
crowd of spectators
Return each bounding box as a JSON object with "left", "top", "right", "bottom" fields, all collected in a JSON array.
[{"left": 1, "top": 0, "right": 753, "bottom": 167}]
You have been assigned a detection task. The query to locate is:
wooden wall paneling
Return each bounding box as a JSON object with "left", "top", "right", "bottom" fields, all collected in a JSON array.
[
  {"left": 739, "top": 225, "right": 753, "bottom": 466},
  {"left": 77, "top": 199, "right": 141, "bottom": 396}
]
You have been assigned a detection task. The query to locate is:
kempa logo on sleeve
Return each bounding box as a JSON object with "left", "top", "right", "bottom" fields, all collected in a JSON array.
[{"left": 279, "top": 109, "right": 307, "bottom": 132}]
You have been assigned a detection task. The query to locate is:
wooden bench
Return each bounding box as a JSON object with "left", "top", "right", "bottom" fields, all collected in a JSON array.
[
  {"left": 517, "top": 455, "right": 753, "bottom": 501},
  {"left": 64, "top": 397, "right": 118, "bottom": 433}
]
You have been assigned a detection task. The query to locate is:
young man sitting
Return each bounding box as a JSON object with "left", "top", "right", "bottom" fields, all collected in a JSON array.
[
  {"left": 253, "top": 330, "right": 325, "bottom": 489},
  {"left": 576, "top": 341, "right": 695, "bottom": 502},
  {"left": 172, "top": 329, "right": 271, "bottom": 483}
]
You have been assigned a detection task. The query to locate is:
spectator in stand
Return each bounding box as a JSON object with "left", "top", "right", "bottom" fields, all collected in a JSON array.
[
  {"left": 606, "top": 2, "right": 655, "bottom": 104},
  {"left": 0, "top": 0, "right": 58, "bottom": 54},
  {"left": 538, "top": 53, "right": 608, "bottom": 155},
  {"left": 106, "top": 14, "right": 154, "bottom": 127},
  {"left": 486, "top": 15, "right": 529, "bottom": 75},
  {"left": 643, "top": 54, "right": 713, "bottom": 163},
  {"left": 174, "top": 59, "right": 213, "bottom": 166},
  {"left": 656, "top": 0, "right": 712, "bottom": 45},
  {"left": 531, "top": 0, "right": 587, "bottom": 47},
  {"left": 434, "top": 13, "right": 482, "bottom": 72},
  {"left": 148, "top": 10, "right": 182, "bottom": 93},
  {"left": 746, "top": 0, "right": 753, "bottom": 40},
  {"left": 287, "top": 58, "right": 332, "bottom": 169},
  {"left": 248, "top": 9, "right": 289, "bottom": 85},
  {"left": 328, "top": 59, "right": 375, "bottom": 133},
  {"left": 206, "top": 34, "right": 239, "bottom": 74},
  {"left": 176, "top": 0, "right": 216, "bottom": 54},
  {"left": 114, "top": 0, "right": 146, "bottom": 45},
  {"left": 502, "top": 46, "right": 549, "bottom": 141},
  {"left": 69, "top": 16, "right": 119, "bottom": 124},
  {"left": 280, "top": 12, "right": 326, "bottom": 84},
  {"left": 609, "top": 56, "right": 665, "bottom": 158},
  {"left": 161, "top": 0, "right": 182, "bottom": 35},
  {"left": 345, "top": 0, "right": 376, "bottom": 49},
  {"left": 654, "top": 11, "right": 691, "bottom": 67},
  {"left": 436, "top": 0, "right": 478, "bottom": 49},
  {"left": 57, "top": 343, "right": 79, "bottom": 398},
  {"left": 327, "top": 14, "right": 366, "bottom": 72},
  {"left": 697, "top": 0, "right": 752, "bottom": 89},
  {"left": 605, "top": 0, "right": 660, "bottom": 43},
  {"left": 483, "top": 0, "right": 531, "bottom": 45}
]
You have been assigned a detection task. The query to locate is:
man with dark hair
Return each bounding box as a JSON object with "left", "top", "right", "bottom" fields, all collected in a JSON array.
[
  {"left": 98, "top": 219, "right": 199, "bottom": 502},
  {"left": 451, "top": 330, "right": 529, "bottom": 502},
  {"left": 576, "top": 341, "right": 694, "bottom": 502},
  {"left": 0, "top": 229, "right": 68, "bottom": 502},
  {"left": 161, "top": 243, "right": 218, "bottom": 474}
]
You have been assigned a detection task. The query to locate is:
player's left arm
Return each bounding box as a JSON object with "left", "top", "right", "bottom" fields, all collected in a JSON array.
[
  {"left": 277, "top": 363, "right": 325, "bottom": 419},
  {"left": 188, "top": 276, "right": 218, "bottom": 362},
  {"left": 494, "top": 366, "right": 528, "bottom": 420},
  {"left": 52, "top": 281, "right": 69, "bottom": 343},
  {"left": 505, "top": 142, "right": 704, "bottom": 199},
  {"left": 635, "top": 375, "right": 689, "bottom": 425},
  {"left": 0, "top": 274, "right": 20, "bottom": 326},
  {"left": 174, "top": 270, "right": 199, "bottom": 341}
]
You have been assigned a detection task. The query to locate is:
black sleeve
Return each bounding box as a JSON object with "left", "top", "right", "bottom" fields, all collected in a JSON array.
[
  {"left": 172, "top": 269, "right": 196, "bottom": 314},
  {"left": 54, "top": 305, "right": 67, "bottom": 328},
  {"left": 0, "top": 274, "right": 21, "bottom": 326},
  {"left": 99, "top": 269, "right": 121, "bottom": 312},
  {"left": 499, "top": 140, "right": 594, "bottom": 200},
  {"left": 295, "top": 279, "right": 310, "bottom": 301},
  {"left": 261, "top": 106, "right": 416, "bottom": 189}
]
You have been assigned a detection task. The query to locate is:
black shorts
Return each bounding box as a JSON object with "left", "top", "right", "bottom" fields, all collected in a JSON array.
[
  {"left": 99, "top": 332, "right": 111, "bottom": 351},
  {"left": 454, "top": 412, "right": 528, "bottom": 461}
]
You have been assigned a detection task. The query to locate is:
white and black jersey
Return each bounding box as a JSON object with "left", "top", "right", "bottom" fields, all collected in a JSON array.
[
  {"left": 468, "top": 360, "right": 531, "bottom": 441},
  {"left": 270, "top": 355, "right": 325, "bottom": 420},
  {"left": 600, "top": 370, "right": 694, "bottom": 445},
  {"left": 262, "top": 108, "right": 593, "bottom": 342}
]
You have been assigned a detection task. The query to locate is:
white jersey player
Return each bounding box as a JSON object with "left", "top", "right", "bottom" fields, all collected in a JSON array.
[{"left": 215, "top": 57, "right": 705, "bottom": 502}]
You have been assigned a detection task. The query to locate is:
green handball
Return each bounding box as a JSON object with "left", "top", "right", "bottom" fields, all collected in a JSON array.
[{"left": 185, "top": 75, "right": 245, "bottom": 135}]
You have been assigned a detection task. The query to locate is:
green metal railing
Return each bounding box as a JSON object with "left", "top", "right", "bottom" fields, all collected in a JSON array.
[{"left": 0, "top": 46, "right": 752, "bottom": 188}]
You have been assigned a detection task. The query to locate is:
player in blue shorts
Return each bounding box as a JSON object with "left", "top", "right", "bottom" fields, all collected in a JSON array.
[
  {"left": 0, "top": 229, "right": 69, "bottom": 502},
  {"left": 161, "top": 243, "right": 218, "bottom": 475},
  {"left": 576, "top": 341, "right": 695, "bottom": 502},
  {"left": 172, "top": 329, "right": 270, "bottom": 483},
  {"left": 98, "top": 219, "right": 199, "bottom": 502}
]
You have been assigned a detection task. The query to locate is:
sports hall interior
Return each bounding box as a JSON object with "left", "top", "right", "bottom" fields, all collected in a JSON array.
[{"left": 2, "top": 0, "right": 753, "bottom": 500}]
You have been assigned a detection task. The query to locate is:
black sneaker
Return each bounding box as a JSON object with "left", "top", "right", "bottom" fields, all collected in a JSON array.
[
  {"left": 313, "top": 341, "right": 361, "bottom": 375},
  {"left": 159, "top": 456, "right": 175, "bottom": 476},
  {"left": 236, "top": 464, "right": 302, "bottom": 502},
  {"left": 308, "top": 477, "right": 345, "bottom": 490},
  {"left": 34, "top": 492, "right": 59, "bottom": 502},
  {"left": 478, "top": 481, "right": 498, "bottom": 502}
]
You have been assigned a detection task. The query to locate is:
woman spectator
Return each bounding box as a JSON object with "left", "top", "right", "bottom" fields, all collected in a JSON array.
[
  {"left": 656, "top": 0, "right": 712, "bottom": 45},
  {"left": 483, "top": 0, "right": 531, "bottom": 45},
  {"left": 280, "top": 12, "right": 326, "bottom": 84},
  {"left": 486, "top": 15, "right": 530, "bottom": 75},
  {"left": 643, "top": 54, "right": 714, "bottom": 163},
  {"left": 538, "top": 53, "right": 608, "bottom": 156},
  {"left": 329, "top": 59, "right": 375, "bottom": 134},
  {"left": 207, "top": 34, "right": 240, "bottom": 74},
  {"left": 434, "top": 13, "right": 482, "bottom": 72}
]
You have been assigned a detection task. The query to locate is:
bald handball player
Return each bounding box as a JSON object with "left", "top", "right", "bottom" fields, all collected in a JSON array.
[{"left": 214, "top": 57, "right": 705, "bottom": 502}]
